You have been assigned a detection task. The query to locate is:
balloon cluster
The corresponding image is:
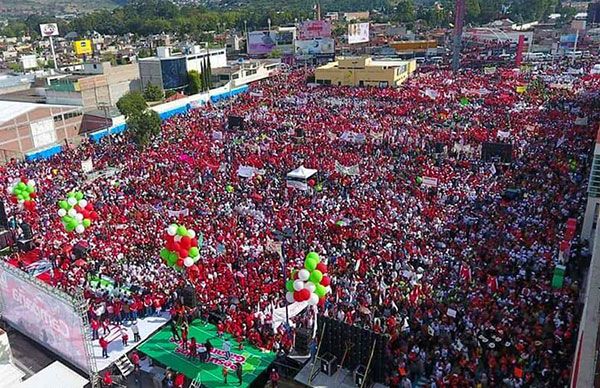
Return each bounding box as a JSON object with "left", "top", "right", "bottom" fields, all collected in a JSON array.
[
  {"left": 8, "top": 178, "right": 37, "bottom": 211},
  {"left": 58, "top": 191, "right": 98, "bottom": 233},
  {"left": 285, "top": 252, "right": 331, "bottom": 306},
  {"left": 160, "top": 224, "right": 202, "bottom": 270}
]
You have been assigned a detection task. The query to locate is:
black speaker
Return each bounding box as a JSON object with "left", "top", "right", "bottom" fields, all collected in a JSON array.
[
  {"left": 0, "top": 201, "right": 8, "bottom": 229},
  {"left": 295, "top": 328, "right": 311, "bottom": 354},
  {"left": 0, "top": 230, "right": 15, "bottom": 250},
  {"left": 20, "top": 222, "right": 33, "bottom": 240},
  {"left": 227, "top": 115, "right": 244, "bottom": 130},
  {"left": 73, "top": 242, "right": 89, "bottom": 259},
  {"left": 180, "top": 286, "right": 197, "bottom": 308},
  {"left": 482, "top": 142, "right": 513, "bottom": 163}
]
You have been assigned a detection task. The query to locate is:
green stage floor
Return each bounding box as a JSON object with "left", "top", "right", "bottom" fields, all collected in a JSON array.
[{"left": 138, "top": 321, "right": 276, "bottom": 387}]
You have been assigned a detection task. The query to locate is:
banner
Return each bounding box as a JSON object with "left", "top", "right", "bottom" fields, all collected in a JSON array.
[
  {"left": 340, "top": 131, "right": 366, "bottom": 143},
  {"left": 237, "top": 165, "right": 257, "bottom": 178},
  {"left": 335, "top": 161, "right": 360, "bottom": 176},
  {"left": 81, "top": 158, "right": 93, "bottom": 173},
  {"left": 248, "top": 31, "right": 277, "bottom": 56},
  {"left": 348, "top": 22, "right": 370, "bottom": 44},
  {"left": 421, "top": 176, "right": 438, "bottom": 188},
  {"left": 286, "top": 180, "right": 308, "bottom": 191},
  {"left": 167, "top": 208, "right": 189, "bottom": 218},
  {"left": 298, "top": 20, "right": 332, "bottom": 40},
  {"left": 294, "top": 38, "right": 334, "bottom": 56},
  {"left": 484, "top": 66, "right": 497, "bottom": 75},
  {"left": 39, "top": 23, "right": 59, "bottom": 37},
  {"left": 272, "top": 301, "right": 309, "bottom": 330}
]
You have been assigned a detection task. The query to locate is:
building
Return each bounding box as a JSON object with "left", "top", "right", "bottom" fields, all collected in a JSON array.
[
  {"left": 314, "top": 56, "right": 416, "bottom": 87},
  {"left": 0, "top": 100, "right": 83, "bottom": 161},
  {"left": 138, "top": 45, "right": 227, "bottom": 91},
  {"left": 582, "top": 126, "right": 600, "bottom": 242},
  {"left": 211, "top": 59, "right": 281, "bottom": 89},
  {"left": 19, "top": 54, "right": 38, "bottom": 70}
]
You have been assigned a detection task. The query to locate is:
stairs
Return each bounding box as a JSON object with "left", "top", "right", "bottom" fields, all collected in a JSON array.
[{"left": 114, "top": 354, "right": 135, "bottom": 376}]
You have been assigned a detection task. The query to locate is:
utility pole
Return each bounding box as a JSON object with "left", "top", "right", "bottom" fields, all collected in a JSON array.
[{"left": 452, "top": 0, "right": 466, "bottom": 73}]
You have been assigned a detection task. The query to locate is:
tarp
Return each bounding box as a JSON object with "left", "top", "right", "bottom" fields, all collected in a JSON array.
[
  {"left": 286, "top": 166, "right": 317, "bottom": 180},
  {"left": 17, "top": 361, "right": 87, "bottom": 388}
]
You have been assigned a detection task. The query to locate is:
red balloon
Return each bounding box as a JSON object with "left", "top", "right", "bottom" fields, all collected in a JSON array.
[
  {"left": 85, "top": 203, "right": 94, "bottom": 211},
  {"left": 181, "top": 236, "right": 192, "bottom": 249},
  {"left": 321, "top": 276, "right": 330, "bottom": 287},
  {"left": 74, "top": 205, "right": 82, "bottom": 212},
  {"left": 173, "top": 242, "right": 181, "bottom": 252},
  {"left": 179, "top": 249, "right": 189, "bottom": 259},
  {"left": 9, "top": 196, "right": 17, "bottom": 204},
  {"left": 29, "top": 192, "right": 37, "bottom": 199},
  {"left": 299, "top": 289, "right": 311, "bottom": 301},
  {"left": 91, "top": 211, "right": 99, "bottom": 220},
  {"left": 293, "top": 291, "right": 303, "bottom": 302},
  {"left": 191, "top": 238, "right": 199, "bottom": 247},
  {"left": 176, "top": 258, "right": 184, "bottom": 267},
  {"left": 316, "top": 263, "right": 327, "bottom": 273}
]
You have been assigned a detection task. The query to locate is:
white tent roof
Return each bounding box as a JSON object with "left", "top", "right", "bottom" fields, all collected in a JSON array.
[
  {"left": 286, "top": 165, "right": 317, "bottom": 180},
  {"left": 17, "top": 361, "right": 87, "bottom": 388}
]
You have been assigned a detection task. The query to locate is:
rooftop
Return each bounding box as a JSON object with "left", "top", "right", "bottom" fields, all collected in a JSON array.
[{"left": 0, "top": 100, "right": 79, "bottom": 126}]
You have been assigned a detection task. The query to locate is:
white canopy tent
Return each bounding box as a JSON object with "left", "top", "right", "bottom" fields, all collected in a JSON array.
[
  {"left": 17, "top": 361, "right": 87, "bottom": 388},
  {"left": 286, "top": 166, "right": 317, "bottom": 180}
]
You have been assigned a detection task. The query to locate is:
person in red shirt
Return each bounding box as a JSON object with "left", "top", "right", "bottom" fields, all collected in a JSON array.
[
  {"left": 130, "top": 350, "right": 140, "bottom": 371},
  {"left": 99, "top": 337, "right": 109, "bottom": 358},
  {"left": 174, "top": 372, "right": 185, "bottom": 388},
  {"left": 102, "top": 371, "right": 113, "bottom": 387},
  {"left": 91, "top": 318, "right": 100, "bottom": 340},
  {"left": 181, "top": 321, "right": 189, "bottom": 350},
  {"left": 121, "top": 329, "right": 128, "bottom": 347},
  {"left": 269, "top": 368, "right": 280, "bottom": 388},
  {"left": 189, "top": 337, "right": 197, "bottom": 359}
]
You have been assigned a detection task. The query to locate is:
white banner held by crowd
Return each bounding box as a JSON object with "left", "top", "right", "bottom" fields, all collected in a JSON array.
[
  {"left": 81, "top": 159, "right": 94, "bottom": 173},
  {"left": 421, "top": 176, "right": 438, "bottom": 188},
  {"left": 335, "top": 161, "right": 360, "bottom": 176},
  {"left": 167, "top": 209, "right": 189, "bottom": 218}
]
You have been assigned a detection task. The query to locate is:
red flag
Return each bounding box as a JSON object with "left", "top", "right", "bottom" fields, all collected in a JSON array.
[
  {"left": 408, "top": 285, "right": 421, "bottom": 305},
  {"left": 459, "top": 264, "right": 472, "bottom": 283},
  {"left": 487, "top": 275, "right": 498, "bottom": 293}
]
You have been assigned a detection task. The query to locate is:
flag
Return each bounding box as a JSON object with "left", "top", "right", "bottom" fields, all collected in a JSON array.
[
  {"left": 408, "top": 285, "right": 421, "bottom": 305},
  {"left": 556, "top": 135, "right": 566, "bottom": 148},
  {"left": 459, "top": 264, "right": 472, "bottom": 283},
  {"left": 490, "top": 164, "right": 497, "bottom": 175},
  {"left": 487, "top": 275, "right": 498, "bottom": 293},
  {"left": 25, "top": 260, "right": 53, "bottom": 278}
]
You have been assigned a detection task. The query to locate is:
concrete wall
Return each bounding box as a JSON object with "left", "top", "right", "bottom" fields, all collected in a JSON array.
[{"left": 139, "top": 60, "right": 163, "bottom": 90}]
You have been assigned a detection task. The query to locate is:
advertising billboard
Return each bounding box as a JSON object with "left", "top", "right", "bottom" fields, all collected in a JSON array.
[
  {"left": 39, "top": 23, "right": 59, "bottom": 37},
  {"left": 0, "top": 264, "right": 91, "bottom": 372},
  {"left": 559, "top": 34, "right": 577, "bottom": 48},
  {"left": 297, "top": 20, "right": 331, "bottom": 40},
  {"left": 295, "top": 38, "right": 335, "bottom": 56},
  {"left": 73, "top": 40, "right": 93, "bottom": 56},
  {"left": 248, "top": 31, "right": 277, "bottom": 56},
  {"left": 348, "top": 22, "right": 370, "bottom": 44}
]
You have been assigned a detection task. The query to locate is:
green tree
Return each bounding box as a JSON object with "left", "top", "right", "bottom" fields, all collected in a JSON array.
[
  {"left": 393, "top": 0, "right": 416, "bottom": 23},
  {"left": 127, "top": 110, "right": 161, "bottom": 146},
  {"left": 143, "top": 83, "right": 164, "bottom": 102},
  {"left": 187, "top": 70, "right": 202, "bottom": 95},
  {"left": 116, "top": 91, "right": 147, "bottom": 118},
  {"left": 466, "top": 0, "right": 481, "bottom": 22}
]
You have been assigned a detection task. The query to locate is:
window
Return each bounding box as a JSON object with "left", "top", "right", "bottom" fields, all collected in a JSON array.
[
  {"left": 53, "top": 115, "right": 63, "bottom": 122},
  {"left": 246, "top": 69, "right": 257, "bottom": 76}
]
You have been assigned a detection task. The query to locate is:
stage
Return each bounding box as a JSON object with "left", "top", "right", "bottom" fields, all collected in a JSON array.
[
  {"left": 138, "top": 321, "right": 276, "bottom": 387},
  {"left": 294, "top": 360, "right": 387, "bottom": 388},
  {"left": 92, "top": 314, "right": 170, "bottom": 371}
]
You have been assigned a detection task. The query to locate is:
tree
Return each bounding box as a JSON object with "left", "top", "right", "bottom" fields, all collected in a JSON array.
[
  {"left": 187, "top": 70, "right": 202, "bottom": 95},
  {"left": 127, "top": 109, "right": 161, "bottom": 146},
  {"left": 393, "top": 0, "right": 416, "bottom": 23},
  {"left": 143, "top": 83, "right": 164, "bottom": 102},
  {"left": 116, "top": 91, "right": 147, "bottom": 118},
  {"left": 466, "top": 0, "right": 481, "bottom": 22}
]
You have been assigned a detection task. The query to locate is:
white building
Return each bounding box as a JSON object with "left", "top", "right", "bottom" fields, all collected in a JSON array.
[
  {"left": 212, "top": 59, "right": 281, "bottom": 89},
  {"left": 19, "top": 54, "right": 38, "bottom": 70}
]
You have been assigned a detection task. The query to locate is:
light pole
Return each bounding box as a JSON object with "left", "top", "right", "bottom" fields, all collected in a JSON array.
[
  {"left": 274, "top": 227, "right": 293, "bottom": 329},
  {"left": 244, "top": 21, "right": 248, "bottom": 54}
]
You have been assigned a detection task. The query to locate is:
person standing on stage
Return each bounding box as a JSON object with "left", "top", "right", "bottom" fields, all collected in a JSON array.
[
  {"left": 131, "top": 321, "right": 141, "bottom": 342},
  {"left": 181, "top": 321, "right": 189, "bottom": 350},
  {"left": 223, "top": 338, "right": 231, "bottom": 360},
  {"left": 235, "top": 362, "right": 243, "bottom": 386},
  {"left": 222, "top": 366, "right": 228, "bottom": 384},
  {"left": 99, "top": 336, "right": 109, "bottom": 358},
  {"left": 170, "top": 319, "right": 181, "bottom": 341},
  {"left": 189, "top": 337, "right": 198, "bottom": 360}
]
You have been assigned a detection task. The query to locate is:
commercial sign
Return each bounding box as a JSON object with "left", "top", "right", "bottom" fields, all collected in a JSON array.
[
  {"left": 73, "top": 40, "right": 93, "bottom": 56},
  {"left": 294, "top": 38, "right": 334, "bottom": 56},
  {"left": 39, "top": 23, "right": 59, "bottom": 37},
  {"left": 0, "top": 265, "right": 91, "bottom": 372},
  {"left": 297, "top": 20, "right": 331, "bottom": 40},
  {"left": 348, "top": 22, "right": 369, "bottom": 44},
  {"left": 248, "top": 31, "right": 277, "bottom": 56}
]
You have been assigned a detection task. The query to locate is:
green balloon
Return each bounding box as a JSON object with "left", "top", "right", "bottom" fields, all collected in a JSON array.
[
  {"left": 189, "top": 247, "right": 199, "bottom": 257},
  {"left": 306, "top": 251, "right": 320, "bottom": 262},
  {"left": 65, "top": 224, "right": 75, "bottom": 232},
  {"left": 83, "top": 219, "right": 91, "bottom": 228},
  {"left": 305, "top": 257, "right": 318, "bottom": 271},
  {"left": 16, "top": 194, "right": 24, "bottom": 201},
  {"left": 75, "top": 191, "right": 84, "bottom": 200},
  {"left": 226, "top": 185, "right": 234, "bottom": 193},
  {"left": 67, "top": 220, "right": 78, "bottom": 229},
  {"left": 159, "top": 248, "right": 170, "bottom": 259},
  {"left": 67, "top": 192, "right": 76, "bottom": 198},
  {"left": 315, "top": 284, "right": 327, "bottom": 298},
  {"left": 17, "top": 182, "right": 26, "bottom": 190},
  {"left": 286, "top": 280, "right": 295, "bottom": 292},
  {"left": 26, "top": 185, "right": 34, "bottom": 194},
  {"left": 416, "top": 176, "right": 423, "bottom": 185},
  {"left": 167, "top": 252, "right": 178, "bottom": 265},
  {"left": 176, "top": 225, "right": 187, "bottom": 236},
  {"left": 58, "top": 200, "right": 69, "bottom": 210},
  {"left": 309, "top": 269, "right": 323, "bottom": 284}
]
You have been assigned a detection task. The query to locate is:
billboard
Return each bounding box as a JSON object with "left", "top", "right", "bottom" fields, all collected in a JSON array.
[
  {"left": 39, "top": 23, "right": 59, "bottom": 37},
  {"left": 73, "top": 40, "right": 93, "bottom": 56},
  {"left": 295, "top": 38, "right": 335, "bottom": 56},
  {"left": 297, "top": 20, "right": 331, "bottom": 40},
  {"left": 559, "top": 34, "right": 577, "bottom": 48},
  {"left": 248, "top": 31, "right": 277, "bottom": 56},
  {"left": 0, "top": 264, "right": 92, "bottom": 372},
  {"left": 276, "top": 30, "right": 294, "bottom": 46},
  {"left": 348, "top": 22, "right": 369, "bottom": 44}
]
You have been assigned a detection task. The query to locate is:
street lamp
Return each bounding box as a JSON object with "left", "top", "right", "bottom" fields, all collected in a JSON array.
[{"left": 273, "top": 227, "right": 294, "bottom": 329}]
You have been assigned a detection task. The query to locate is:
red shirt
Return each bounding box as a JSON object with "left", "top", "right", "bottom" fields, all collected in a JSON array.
[{"left": 131, "top": 353, "right": 140, "bottom": 366}]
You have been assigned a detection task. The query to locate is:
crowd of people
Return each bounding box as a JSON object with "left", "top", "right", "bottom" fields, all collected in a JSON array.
[{"left": 2, "top": 58, "right": 599, "bottom": 387}]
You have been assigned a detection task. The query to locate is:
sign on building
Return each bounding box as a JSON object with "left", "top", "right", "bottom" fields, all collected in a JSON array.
[
  {"left": 39, "top": 23, "right": 59, "bottom": 37},
  {"left": 348, "top": 22, "right": 370, "bottom": 44}
]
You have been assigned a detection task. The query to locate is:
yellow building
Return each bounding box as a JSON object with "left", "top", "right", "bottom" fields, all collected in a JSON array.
[
  {"left": 73, "top": 40, "right": 93, "bottom": 56},
  {"left": 314, "top": 56, "right": 416, "bottom": 87}
]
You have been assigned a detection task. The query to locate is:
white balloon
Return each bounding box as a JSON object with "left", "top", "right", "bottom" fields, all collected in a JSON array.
[
  {"left": 27, "top": 180, "right": 36, "bottom": 187},
  {"left": 298, "top": 269, "right": 310, "bottom": 281},
  {"left": 308, "top": 293, "right": 319, "bottom": 306},
  {"left": 183, "top": 257, "right": 194, "bottom": 267},
  {"left": 305, "top": 282, "right": 316, "bottom": 293},
  {"left": 58, "top": 208, "right": 67, "bottom": 217},
  {"left": 78, "top": 199, "right": 88, "bottom": 208},
  {"left": 68, "top": 208, "right": 77, "bottom": 217},
  {"left": 67, "top": 197, "right": 78, "bottom": 206},
  {"left": 188, "top": 230, "right": 196, "bottom": 239},
  {"left": 174, "top": 235, "right": 182, "bottom": 242},
  {"left": 76, "top": 213, "right": 84, "bottom": 221},
  {"left": 167, "top": 224, "right": 178, "bottom": 236},
  {"left": 75, "top": 224, "right": 85, "bottom": 234},
  {"left": 325, "top": 286, "right": 332, "bottom": 294},
  {"left": 293, "top": 279, "right": 305, "bottom": 291},
  {"left": 286, "top": 292, "right": 295, "bottom": 304}
]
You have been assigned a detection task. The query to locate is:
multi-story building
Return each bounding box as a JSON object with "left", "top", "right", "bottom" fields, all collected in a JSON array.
[{"left": 315, "top": 56, "right": 416, "bottom": 87}]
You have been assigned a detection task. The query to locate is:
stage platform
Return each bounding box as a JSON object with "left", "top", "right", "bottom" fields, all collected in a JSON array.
[
  {"left": 138, "top": 321, "right": 275, "bottom": 387},
  {"left": 294, "top": 360, "right": 386, "bottom": 388},
  {"left": 92, "top": 314, "right": 169, "bottom": 371}
]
